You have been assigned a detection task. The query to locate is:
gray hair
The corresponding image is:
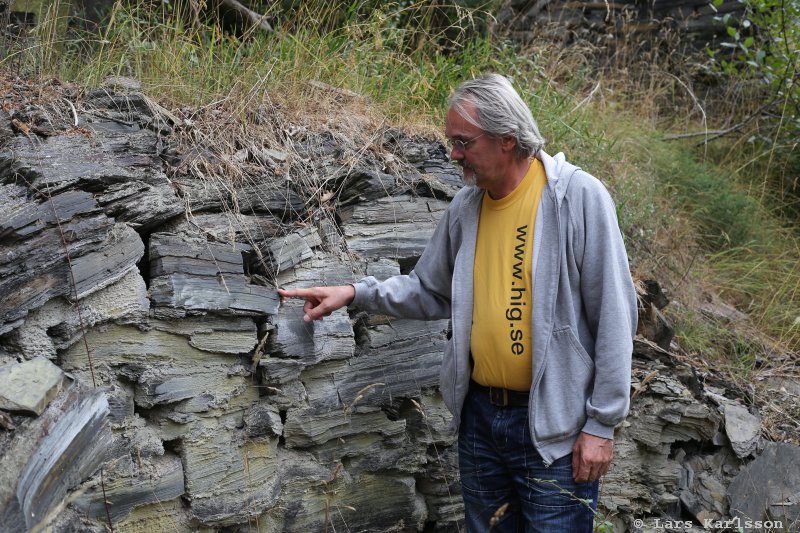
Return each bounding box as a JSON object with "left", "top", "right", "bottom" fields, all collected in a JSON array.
[{"left": 448, "top": 74, "right": 545, "bottom": 158}]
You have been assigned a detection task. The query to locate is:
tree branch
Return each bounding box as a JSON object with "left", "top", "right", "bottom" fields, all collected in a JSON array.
[
  {"left": 220, "top": 0, "right": 273, "bottom": 33},
  {"left": 663, "top": 101, "right": 773, "bottom": 144}
]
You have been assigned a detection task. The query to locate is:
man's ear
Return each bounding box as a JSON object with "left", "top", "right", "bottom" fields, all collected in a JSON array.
[{"left": 500, "top": 135, "right": 517, "bottom": 153}]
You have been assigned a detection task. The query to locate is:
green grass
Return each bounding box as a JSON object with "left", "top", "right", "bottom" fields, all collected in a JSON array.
[
  {"left": 2, "top": 0, "right": 799, "bottom": 358},
  {"left": 706, "top": 241, "right": 800, "bottom": 348},
  {"left": 670, "top": 307, "right": 766, "bottom": 382}
]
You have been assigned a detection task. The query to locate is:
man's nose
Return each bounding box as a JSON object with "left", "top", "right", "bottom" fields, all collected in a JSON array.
[{"left": 450, "top": 146, "right": 464, "bottom": 160}]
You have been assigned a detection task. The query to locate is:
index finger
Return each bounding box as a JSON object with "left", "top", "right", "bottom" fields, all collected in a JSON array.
[{"left": 277, "top": 288, "right": 315, "bottom": 298}]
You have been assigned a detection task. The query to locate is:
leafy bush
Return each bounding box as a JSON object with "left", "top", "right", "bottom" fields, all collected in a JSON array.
[{"left": 709, "top": 0, "right": 800, "bottom": 212}]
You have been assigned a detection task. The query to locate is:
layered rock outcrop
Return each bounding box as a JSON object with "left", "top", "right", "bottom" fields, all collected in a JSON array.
[{"left": 0, "top": 77, "right": 797, "bottom": 532}]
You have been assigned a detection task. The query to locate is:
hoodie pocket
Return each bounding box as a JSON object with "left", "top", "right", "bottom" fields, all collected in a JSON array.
[
  {"left": 534, "top": 327, "right": 595, "bottom": 443},
  {"left": 439, "top": 338, "right": 457, "bottom": 414}
]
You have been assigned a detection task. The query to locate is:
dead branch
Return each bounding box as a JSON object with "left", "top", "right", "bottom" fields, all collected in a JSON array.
[
  {"left": 220, "top": 0, "right": 273, "bottom": 33},
  {"left": 663, "top": 101, "right": 773, "bottom": 145}
]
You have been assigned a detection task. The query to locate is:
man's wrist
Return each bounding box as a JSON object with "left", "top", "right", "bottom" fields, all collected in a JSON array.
[
  {"left": 581, "top": 418, "right": 616, "bottom": 440},
  {"left": 344, "top": 284, "right": 356, "bottom": 306}
]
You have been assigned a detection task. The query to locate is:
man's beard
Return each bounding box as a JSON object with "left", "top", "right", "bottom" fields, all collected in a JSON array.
[{"left": 460, "top": 162, "right": 477, "bottom": 187}]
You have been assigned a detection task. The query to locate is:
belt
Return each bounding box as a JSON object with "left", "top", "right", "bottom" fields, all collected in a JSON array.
[{"left": 470, "top": 380, "right": 529, "bottom": 408}]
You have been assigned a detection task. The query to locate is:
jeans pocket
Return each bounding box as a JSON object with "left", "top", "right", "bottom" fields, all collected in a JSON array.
[{"left": 528, "top": 455, "right": 595, "bottom": 510}]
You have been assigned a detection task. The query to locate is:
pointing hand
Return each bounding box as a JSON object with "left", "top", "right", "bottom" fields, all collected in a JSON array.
[{"left": 277, "top": 285, "right": 356, "bottom": 322}]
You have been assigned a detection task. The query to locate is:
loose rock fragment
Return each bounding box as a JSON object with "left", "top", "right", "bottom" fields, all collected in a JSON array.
[{"left": 0, "top": 357, "right": 66, "bottom": 415}]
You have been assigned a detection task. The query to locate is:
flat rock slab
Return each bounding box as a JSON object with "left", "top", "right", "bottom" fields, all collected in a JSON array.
[
  {"left": 729, "top": 442, "right": 800, "bottom": 527},
  {"left": 723, "top": 402, "right": 761, "bottom": 458},
  {"left": 180, "top": 415, "right": 282, "bottom": 526},
  {"left": 269, "top": 304, "right": 354, "bottom": 364},
  {"left": 283, "top": 406, "right": 406, "bottom": 449},
  {"left": 3, "top": 119, "right": 183, "bottom": 231},
  {"left": 262, "top": 226, "right": 322, "bottom": 275},
  {"left": 0, "top": 385, "right": 111, "bottom": 532},
  {"left": 72, "top": 452, "right": 185, "bottom": 522},
  {"left": 152, "top": 317, "right": 258, "bottom": 354},
  {"left": 0, "top": 186, "right": 144, "bottom": 334},
  {"left": 149, "top": 233, "right": 279, "bottom": 316},
  {"left": 279, "top": 473, "right": 426, "bottom": 532},
  {"left": 340, "top": 195, "right": 449, "bottom": 261},
  {"left": 173, "top": 175, "right": 304, "bottom": 220},
  {"left": 0, "top": 357, "right": 66, "bottom": 415}
]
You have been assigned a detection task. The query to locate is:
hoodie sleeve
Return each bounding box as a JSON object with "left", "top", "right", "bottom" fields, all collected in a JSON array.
[
  {"left": 350, "top": 193, "right": 462, "bottom": 320},
  {"left": 570, "top": 173, "right": 638, "bottom": 439}
]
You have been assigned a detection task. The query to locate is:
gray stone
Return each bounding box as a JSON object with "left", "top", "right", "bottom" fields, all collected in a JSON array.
[
  {"left": 699, "top": 297, "right": 749, "bottom": 323},
  {"left": 179, "top": 413, "right": 284, "bottom": 527},
  {"left": 276, "top": 472, "right": 427, "bottom": 532},
  {"left": 3, "top": 118, "right": 182, "bottom": 230},
  {"left": 162, "top": 210, "right": 283, "bottom": 245},
  {"left": 243, "top": 401, "right": 284, "bottom": 439},
  {"left": 235, "top": 177, "right": 306, "bottom": 217},
  {"left": 338, "top": 168, "right": 405, "bottom": 204},
  {"left": 0, "top": 187, "right": 98, "bottom": 241},
  {"left": 151, "top": 316, "right": 258, "bottom": 354},
  {"left": 0, "top": 386, "right": 111, "bottom": 532},
  {"left": 0, "top": 189, "right": 145, "bottom": 334},
  {"left": 70, "top": 223, "right": 145, "bottom": 300},
  {"left": 173, "top": 174, "right": 303, "bottom": 220},
  {"left": 262, "top": 226, "right": 322, "bottom": 275},
  {"left": 729, "top": 442, "right": 800, "bottom": 528},
  {"left": 134, "top": 364, "right": 247, "bottom": 409},
  {"left": 340, "top": 195, "right": 449, "bottom": 261},
  {"left": 259, "top": 356, "right": 307, "bottom": 386},
  {"left": 600, "top": 361, "right": 723, "bottom": 520},
  {"left": 72, "top": 452, "right": 184, "bottom": 522},
  {"left": 95, "top": 180, "right": 183, "bottom": 232},
  {"left": 276, "top": 252, "right": 360, "bottom": 288},
  {"left": 723, "top": 402, "right": 761, "bottom": 458},
  {"left": 365, "top": 257, "right": 402, "bottom": 280},
  {"left": 283, "top": 406, "right": 406, "bottom": 449},
  {"left": 295, "top": 318, "right": 447, "bottom": 412},
  {"left": 149, "top": 232, "right": 279, "bottom": 317},
  {"left": 0, "top": 357, "right": 66, "bottom": 415},
  {"left": 270, "top": 303, "right": 354, "bottom": 364},
  {"left": 11, "top": 269, "right": 149, "bottom": 359},
  {"left": 762, "top": 376, "right": 800, "bottom": 397}
]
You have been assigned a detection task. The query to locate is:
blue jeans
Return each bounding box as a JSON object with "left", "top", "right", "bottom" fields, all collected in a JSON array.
[{"left": 458, "top": 385, "right": 598, "bottom": 532}]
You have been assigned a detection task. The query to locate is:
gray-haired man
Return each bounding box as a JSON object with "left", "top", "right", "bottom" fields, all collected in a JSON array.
[{"left": 280, "top": 74, "right": 637, "bottom": 531}]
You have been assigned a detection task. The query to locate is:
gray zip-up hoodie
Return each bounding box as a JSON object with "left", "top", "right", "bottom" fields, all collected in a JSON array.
[{"left": 352, "top": 150, "right": 638, "bottom": 466}]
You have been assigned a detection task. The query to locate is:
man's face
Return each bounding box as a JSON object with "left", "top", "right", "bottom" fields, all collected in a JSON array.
[{"left": 444, "top": 102, "right": 509, "bottom": 192}]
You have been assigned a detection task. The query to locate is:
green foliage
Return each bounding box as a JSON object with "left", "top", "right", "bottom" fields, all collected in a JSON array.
[
  {"left": 707, "top": 241, "right": 800, "bottom": 347},
  {"left": 593, "top": 509, "right": 616, "bottom": 532},
  {"left": 7, "top": 0, "right": 509, "bottom": 120},
  {"left": 661, "top": 151, "right": 765, "bottom": 249},
  {"left": 670, "top": 306, "right": 767, "bottom": 381},
  {"left": 709, "top": 0, "right": 800, "bottom": 207}
]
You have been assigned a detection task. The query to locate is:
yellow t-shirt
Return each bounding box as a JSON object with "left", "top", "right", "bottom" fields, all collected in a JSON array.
[{"left": 470, "top": 159, "right": 546, "bottom": 391}]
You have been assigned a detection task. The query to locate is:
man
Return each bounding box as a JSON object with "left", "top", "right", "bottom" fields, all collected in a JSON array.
[{"left": 279, "top": 74, "right": 638, "bottom": 532}]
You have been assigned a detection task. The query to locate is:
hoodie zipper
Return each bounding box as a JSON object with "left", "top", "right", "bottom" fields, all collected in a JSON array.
[{"left": 529, "top": 170, "right": 568, "bottom": 468}]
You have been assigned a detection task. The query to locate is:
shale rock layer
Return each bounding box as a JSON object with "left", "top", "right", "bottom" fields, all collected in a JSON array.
[{"left": 0, "top": 82, "right": 795, "bottom": 533}]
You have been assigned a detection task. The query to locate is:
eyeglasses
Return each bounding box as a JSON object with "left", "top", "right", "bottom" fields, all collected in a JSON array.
[{"left": 447, "top": 133, "right": 485, "bottom": 152}]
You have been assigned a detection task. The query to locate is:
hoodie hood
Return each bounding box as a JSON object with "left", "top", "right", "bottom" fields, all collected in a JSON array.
[{"left": 537, "top": 150, "right": 577, "bottom": 203}]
